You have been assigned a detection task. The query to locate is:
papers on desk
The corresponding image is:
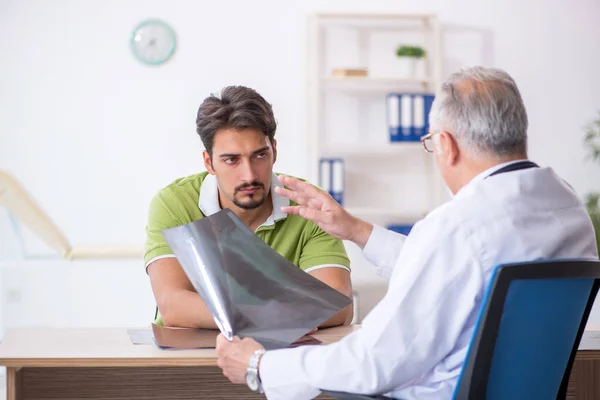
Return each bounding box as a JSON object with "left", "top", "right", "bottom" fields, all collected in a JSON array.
[
  {"left": 161, "top": 209, "right": 352, "bottom": 350},
  {"left": 579, "top": 330, "right": 600, "bottom": 350},
  {"left": 127, "top": 328, "right": 154, "bottom": 345},
  {"left": 127, "top": 326, "right": 217, "bottom": 348},
  {"left": 126, "top": 326, "right": 322, "bottom": 349}
]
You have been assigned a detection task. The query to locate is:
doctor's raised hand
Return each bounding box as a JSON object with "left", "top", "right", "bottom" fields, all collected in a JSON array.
[{"left": 275, "top": 175, "right": 373, "bottom": 249}]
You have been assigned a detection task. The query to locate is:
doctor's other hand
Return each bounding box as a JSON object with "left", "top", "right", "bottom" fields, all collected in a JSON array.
[{"left": 276, "top": 175, "right": 373, "bottom": 249}]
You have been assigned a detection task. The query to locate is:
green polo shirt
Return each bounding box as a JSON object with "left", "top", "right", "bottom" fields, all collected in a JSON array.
[{"left": 144, "top": 172, "right": 351, "bottom": 325}]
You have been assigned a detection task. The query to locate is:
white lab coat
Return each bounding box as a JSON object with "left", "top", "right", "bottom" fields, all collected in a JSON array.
[{"left": 259, "top": 162, "right": 599, "bottom": 400}]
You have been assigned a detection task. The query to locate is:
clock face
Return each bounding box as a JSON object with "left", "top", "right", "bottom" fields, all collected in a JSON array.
[{"left": 130, "top": 19, "right": 176, "bottom": 66}]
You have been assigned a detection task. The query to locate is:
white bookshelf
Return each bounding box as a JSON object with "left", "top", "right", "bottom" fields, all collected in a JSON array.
[
  {"left": 306, "top": 12, "right": 446, "bottom": 323},
  {"left": 307, "top": 13, "right": 447, "bottom": 226}
]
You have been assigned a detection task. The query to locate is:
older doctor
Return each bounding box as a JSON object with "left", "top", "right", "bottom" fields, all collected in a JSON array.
[{"left": 215, "top": 66, "right": 599, "bottom": 399}]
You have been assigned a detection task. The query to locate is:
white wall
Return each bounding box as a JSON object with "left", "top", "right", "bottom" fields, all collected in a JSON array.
[{"left": 1, "top": 0, "right": 600, "bottom": 332}]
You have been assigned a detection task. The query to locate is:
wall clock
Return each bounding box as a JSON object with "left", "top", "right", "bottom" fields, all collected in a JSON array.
[{"left": 130, "top": 19, "right": 177, "bottom": 66}]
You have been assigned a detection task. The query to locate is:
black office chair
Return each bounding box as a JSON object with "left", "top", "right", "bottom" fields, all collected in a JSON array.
[{"left": 323, "top": 259, "right": 600, "bottom": 400}]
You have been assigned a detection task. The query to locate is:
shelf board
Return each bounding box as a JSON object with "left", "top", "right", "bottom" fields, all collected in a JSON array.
[
  {"left": 322, "top": 76, "right": 433, "bottom": 92},
  {"left": 316, "top": 13, "right": 436, "bottom": 20},
  {"left": 344, "top": 207, "right": 426, "bottom": 221},
  {"left": 314, "top": 13, "right": 437, "bottom": 30},
  {"left": 320, "top": 142, "right": 424, "bottom": 157}
]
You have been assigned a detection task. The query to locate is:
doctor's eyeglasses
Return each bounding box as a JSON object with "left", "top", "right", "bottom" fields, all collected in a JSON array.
[{"left": 420, "top": 130, "right": 440, "bottom": 153}]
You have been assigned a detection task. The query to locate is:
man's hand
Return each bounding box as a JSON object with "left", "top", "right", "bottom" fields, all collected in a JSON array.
[
  {"left": 275, "top": 175, "right": 374, "bottom": 249},
  {"left": 216, "top": 334, "right": 264, "bottom": 385}
]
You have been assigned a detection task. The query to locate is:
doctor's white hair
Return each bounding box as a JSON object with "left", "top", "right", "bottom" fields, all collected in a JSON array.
[{"left": 429, "top": 66, "right": 528, "bottom": 158}]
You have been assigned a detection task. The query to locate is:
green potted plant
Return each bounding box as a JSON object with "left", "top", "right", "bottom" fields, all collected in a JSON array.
[
  {"left": 584, "top": 111, "right": 600, "bottom": 252},
  {"left": 395, "top": 45, "right": 426, "bottom": 79}
]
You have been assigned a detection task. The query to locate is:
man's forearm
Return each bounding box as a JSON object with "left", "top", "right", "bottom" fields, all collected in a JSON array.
[{"left": 160, "top": 289, "right": 218, "bottom": 329}]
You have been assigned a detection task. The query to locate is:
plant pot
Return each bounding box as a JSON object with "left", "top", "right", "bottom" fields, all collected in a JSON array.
[{"left": 396, "top": 56, "right": 424, "bottom": 80}]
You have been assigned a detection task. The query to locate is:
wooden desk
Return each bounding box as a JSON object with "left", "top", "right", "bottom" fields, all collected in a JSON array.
[
  {"left": 4, "top": 326, "right": 598, "bottom": 399},
  {"left": 0, "top": 325, "right": 359, "bottom": 400},
  {"left": 568, "top": 350, "right": 600, "bottom": 399},
  {"left": 566, "top": 331, "right": 600, "bottom": 400}
]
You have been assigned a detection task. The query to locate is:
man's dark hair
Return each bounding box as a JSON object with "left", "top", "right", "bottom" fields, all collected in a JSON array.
[{"left": 196, "top": 86, "right": 277, "bottom": 157}]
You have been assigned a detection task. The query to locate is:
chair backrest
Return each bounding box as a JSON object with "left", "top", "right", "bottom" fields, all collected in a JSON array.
[{"left": 453, "top": 259, "right": 600, "bottom": 400}]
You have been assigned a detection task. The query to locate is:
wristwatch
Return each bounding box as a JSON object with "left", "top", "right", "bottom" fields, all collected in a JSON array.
[{"left": 245, "top": 348, "right": 266, "bottom": 393}]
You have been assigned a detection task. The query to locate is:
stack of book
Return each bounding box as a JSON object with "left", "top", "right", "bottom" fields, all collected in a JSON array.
[
  {"left": 386, "top": 93, "right": 435, "bottom": 142},
  {"left": 319, "top": 158, "right": 344, "bottom": 205}
]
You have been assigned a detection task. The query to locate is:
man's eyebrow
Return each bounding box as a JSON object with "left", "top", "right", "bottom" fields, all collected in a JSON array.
[
  {"left": 252, "top": 146, "right": 270, "bottom": 155},
  {"left": 218, "top": 146, "right": 270, "bottom": 158},
  {"left": 217, "top": 152, "right": 240, "bottom": 158}
]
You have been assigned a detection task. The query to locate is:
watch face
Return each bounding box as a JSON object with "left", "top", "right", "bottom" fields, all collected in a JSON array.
[
  {"left": 130, "top": 19, "right": 176, "bottom": 66},
  {"left": 245, "top": 371, "right": 259, "bottom": 391}
]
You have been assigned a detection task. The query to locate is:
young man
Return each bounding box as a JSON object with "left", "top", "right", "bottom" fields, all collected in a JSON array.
[
  {"left": 144, "top": 86, "right": 353, "bottom": 329},
  {"left": 215, "top": 67, "right": 599, "bottom": 399}
]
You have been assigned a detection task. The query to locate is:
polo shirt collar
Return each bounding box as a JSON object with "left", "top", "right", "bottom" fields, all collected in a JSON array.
[{"left": 199, "top": 173, "right": 289, "bottom": 226}]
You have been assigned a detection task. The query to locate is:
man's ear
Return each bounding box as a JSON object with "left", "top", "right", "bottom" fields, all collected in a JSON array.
[
  {"left": 438, "top": 131, "right": 459, "bottom": 167},
  {"left": 272, "top": 139, "right": 277, "bottom": 164},
  {"left": 203, "top": 150, "right": 215, "bottom": 175}
]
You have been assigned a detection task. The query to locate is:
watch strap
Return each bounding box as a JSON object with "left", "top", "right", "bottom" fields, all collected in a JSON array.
[{"left": 247, "top": 348, "right": 266, "bottom": 392}]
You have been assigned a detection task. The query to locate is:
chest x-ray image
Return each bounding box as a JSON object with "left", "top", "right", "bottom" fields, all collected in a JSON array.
[{"left": 162, "top": 209, "right": 352, "bottom": 350}]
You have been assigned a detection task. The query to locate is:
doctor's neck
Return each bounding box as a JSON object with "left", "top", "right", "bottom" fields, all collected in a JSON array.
[{"left": 451, "top": 151, "right": 529, "bottom": 194}]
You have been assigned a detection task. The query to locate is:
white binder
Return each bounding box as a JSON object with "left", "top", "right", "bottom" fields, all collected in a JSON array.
[{"left": 400, "top": 94, "right": 413, "bottom": 139}]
